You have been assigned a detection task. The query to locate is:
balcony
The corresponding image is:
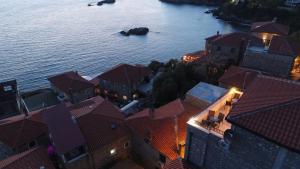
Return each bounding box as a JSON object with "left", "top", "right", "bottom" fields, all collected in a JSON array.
[{"left": 188, "top": 88, "right": 243, "bottom": 137}]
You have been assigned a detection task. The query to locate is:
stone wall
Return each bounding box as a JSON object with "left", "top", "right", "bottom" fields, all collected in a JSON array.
[
  {"left": 91, "top": 136, "right": 130, "bottom": 169},
  {"left": 131, "top": 132, "right": 168, "bottom": 169},
  {"left": 185, "top": 125, "right": 300, "bottom": 169},
  {"left": 72, "top": 88, "right": 95, "bottom": 103},
  {"left": 99, "top": 80, "right": 133, "bottom": 99},
  {"left": 242, "top": 50, "right": 294, "bottom": 77},
  {"left": 209, "top": 44, "right": 241, "bottom": 64}
]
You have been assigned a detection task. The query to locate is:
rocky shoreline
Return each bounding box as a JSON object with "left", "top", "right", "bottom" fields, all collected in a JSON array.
[{"left": 210, "top": 9, "right": 252, "bottom": 27}]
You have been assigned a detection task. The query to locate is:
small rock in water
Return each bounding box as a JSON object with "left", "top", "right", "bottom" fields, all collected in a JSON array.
[{"left": 120, "top": 27, "right": 149, "bottom": 36}]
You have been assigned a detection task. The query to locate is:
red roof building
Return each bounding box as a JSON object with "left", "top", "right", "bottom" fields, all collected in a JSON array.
[
  {"left": 48, "top": 71, "right": 95, "bottom": 103},
  {"left": 218, "top": 66, "right": 262, "bottom": 90},
  {"left": 251, "top": 21, "right": 289, "bottom": 35},
  {"left": 91, "top": 64, "right": 152, "bottom": 100},
  {"left": 126, "top": 99, "right": 204, "bottom": 160},
  {"left": 227, "top": 75, "right": 300, "bottom": 151},
  {"left": 91, "top": 64, "right": 151, "bottom": 86},
  {"left": 0, "top": 96, "right": 129, "bottom": 169},
  {"left": 205, "top": 32, "right": 263, "bottom": 65},
  {"left": 0, "top": 112, "right": 48, "bottom": 150},
  {"left": 0, "top": 147, "right": 55, "bottom": 169}
]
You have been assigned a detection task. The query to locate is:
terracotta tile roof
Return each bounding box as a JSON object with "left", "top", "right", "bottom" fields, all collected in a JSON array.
[
  {"left": 73, "top": 97, "right": 128, "bottom": 151},
  {"left": 109, "top": 159, "right": 144, "bottom": 169},
  {"left": 78, "top": 113, "right": 129, "bottom": 151},
  {"left": 210, "top": 32, "right": 263, "bottom": 47},
  {"left": 91, "top": 64, "right": 151, "bottom": 86},
  {"left": 126, "top": 100, "right": 204, "bottom": 160},
  {"left": 227, "top": 75, "right": 300, "bottom": 151},
  {"left": 48, "top": 71, "right": 94, "bottom": 95},
  {"left": 41, "top": 103, "right": 86, "bottom": 154},
  {"left": 164, "top": 158, "right": 185, "bottom": 169},
  {"left": 0, "top": 147, "right": 55, "bottom": 169},
  {"left": 268, "top": 35, "right": 300, "bottom": 56},
  {"left": 251, "top": 21, "right": 289, "bottom": 35},
  {"left": 218, "top": 66, "right": 260, "bottom": 90},
  {"left": 0, "top": 113, "right": 48, "bottom": 148},
  {"left": 228, "top": 75, "right": 300, "bottom": 116},
  {"left": 0, "top": 96, "right": 127, "bottom": 154}
]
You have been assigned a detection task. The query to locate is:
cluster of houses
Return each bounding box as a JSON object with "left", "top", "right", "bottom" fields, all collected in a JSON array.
[{"left": 0, "top": 20, "right": 300, "bottom": 169}]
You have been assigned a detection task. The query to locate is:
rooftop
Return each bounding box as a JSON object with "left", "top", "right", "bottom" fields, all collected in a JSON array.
[
  {"left": 0, "top": 147, "right": 55, "bottom": 169},
  {"left": 48, "top": 71, "right": 94, "bottom": 95},
  {"left": 251, "top": 21, "right": 289, "bottom": 35},
  {"left": 41, "top": 103, "right": 86, "bottom": 154},
  {"left": 22, "top": 89, "right": 60, "bottom": 112},
  {"left": 207, "top": 32, "right": 263, "bottom": 47},
  {"left": 0, "top": 96, "right": 127, "bottom": 153},
  {"left": 91, "top": 64, "right": 151, "bottom": 86},
  {"left": 227, "top": 75, "right": 300, "bottom": 151},
  {"left": 186, "top": 82, "right": 227, "bottom": 104},
  {"left": 188, "top": 88, "right": 243, "bottom": 136},
  {"left": 126, "top": 99, "right": 204, "bottom": 160},
  {"left": 218, "top": 66, "right": 261, "bottom": 90}
]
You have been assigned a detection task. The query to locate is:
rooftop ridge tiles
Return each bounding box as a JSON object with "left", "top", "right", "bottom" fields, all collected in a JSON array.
[{"left": 228, "top": 97, "right": 300, "bottom": 120}]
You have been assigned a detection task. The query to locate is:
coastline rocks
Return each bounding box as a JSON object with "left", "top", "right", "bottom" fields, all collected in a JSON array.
[
  {"left": 120, "top": 27, "right": 149, "bottom": 36},
  {"left": 97, "top": 0, "right": 115, "bottom": 6}
]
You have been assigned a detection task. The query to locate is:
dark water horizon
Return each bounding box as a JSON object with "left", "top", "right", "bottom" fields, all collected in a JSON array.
[{"left": 0, "top": 0, "right": 245, "bottom": 92}]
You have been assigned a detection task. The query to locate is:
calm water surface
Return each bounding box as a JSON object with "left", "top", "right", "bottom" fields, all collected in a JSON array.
[{"left": 0, "top": 0, "right": 242, "bottom": 91}]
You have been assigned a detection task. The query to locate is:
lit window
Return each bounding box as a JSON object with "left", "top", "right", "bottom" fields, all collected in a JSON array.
[
  {"left": 133, "top": 94, "right": 138, "bottom": 99},
  {"left": 110, "top": 148, "right": 116, "bottom": 155},
  {"left": 123, "top": 95, "right": 127, "bottom": 100}
]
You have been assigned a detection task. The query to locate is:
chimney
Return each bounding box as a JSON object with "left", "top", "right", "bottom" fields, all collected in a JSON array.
[{"left": 217, "top": 31, "right": 220, "bottom": 35}]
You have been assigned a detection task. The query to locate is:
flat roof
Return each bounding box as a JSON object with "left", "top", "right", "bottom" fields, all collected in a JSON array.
[{"left": 186, "top": 82, "right": 227, "bottom": 104}]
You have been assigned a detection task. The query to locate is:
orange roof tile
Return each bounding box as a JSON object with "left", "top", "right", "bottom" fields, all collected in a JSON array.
[
  {"left": 163, "top": 158, "right": 185, "bottom": 169},
  {"left": 126, "top": 100, "right": 204, "bottom": 160}
]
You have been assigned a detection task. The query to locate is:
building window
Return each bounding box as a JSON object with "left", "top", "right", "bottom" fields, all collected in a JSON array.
[
  {"left": 217, "top": 46, "right": 221, "bottom": 51},
  {"left": 159, "top": 153, "right": 166, "bottom": 163},
  {"left": 110, "top": 148, "right": 116, "bottom": 155},
  {"left": 124, "top": 141, "right": 130, "bottom": 149}
]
